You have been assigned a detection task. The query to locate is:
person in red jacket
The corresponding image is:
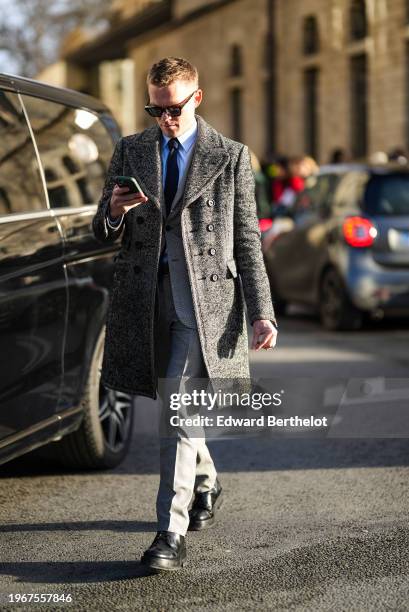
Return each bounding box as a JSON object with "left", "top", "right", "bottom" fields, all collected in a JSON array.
[
  {"left": 261, "top": 155, "right": 318, "bottom": 253},
  {"left": 271, "top": 156, "right": 305, "bottom": 214}
]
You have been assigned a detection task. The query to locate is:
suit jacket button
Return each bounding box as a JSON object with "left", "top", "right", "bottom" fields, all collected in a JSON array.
[
  {"left": 210, "top": 273, "right": 219, "bottom": 281},
  {"left": 207, "top": 223, "right": 214, "bottom": 231},
  {"left": 207, "top": 199, "right": 215, "bottom": 207},
  {"left": 136, "top": 216, "right": 144, "bottom": 224},
  {"left": 209, "top": 248, "right": 216, "bottom": 256},
  {"left": 134, "top": 265, "right": 141, "bottom": 273}
]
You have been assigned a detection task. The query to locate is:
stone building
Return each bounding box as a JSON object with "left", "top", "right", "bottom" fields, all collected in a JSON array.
[
  {"left": 276, "top": 0, "right": 409, "bottom": 163},
  {"left": 38, "top": 0, "right": 409, "bottom": 164}
]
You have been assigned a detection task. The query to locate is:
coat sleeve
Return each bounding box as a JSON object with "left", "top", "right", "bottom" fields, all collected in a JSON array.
[
  {"left": 233, "top": 144, "right": 278, "bottom": 328},
  {"left": 92, "top": 137, "right": 125, "bottom": 244}
]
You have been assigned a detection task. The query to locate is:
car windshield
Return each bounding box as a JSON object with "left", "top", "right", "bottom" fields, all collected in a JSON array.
[{"left": 364, "top": 174, "right": 409, "bottom": 216}]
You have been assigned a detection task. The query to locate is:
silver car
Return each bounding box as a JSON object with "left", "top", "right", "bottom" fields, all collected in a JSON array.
[{"left": 264, "top": 163, "right": 409, "bottom": 330}]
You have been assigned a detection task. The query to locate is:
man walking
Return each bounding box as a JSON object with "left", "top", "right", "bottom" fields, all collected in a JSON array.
[{"left": 92, "top": 57, "right": 278, "bottom": 571}]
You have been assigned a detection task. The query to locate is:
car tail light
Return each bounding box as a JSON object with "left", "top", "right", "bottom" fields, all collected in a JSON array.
[
  {"left": 259, "top": 218, "right": 273, "bottom": 232},
  {"left": 342, "top": 216, "right": 377, "bottom": 247}
]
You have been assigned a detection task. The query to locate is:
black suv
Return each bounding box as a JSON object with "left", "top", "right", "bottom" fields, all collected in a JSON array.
[
  {"left": 264, "top": 163, "right": 409, "bottom": 330},
  {"left": 0, "top": 73, "right": 134, "bottom": 468}
]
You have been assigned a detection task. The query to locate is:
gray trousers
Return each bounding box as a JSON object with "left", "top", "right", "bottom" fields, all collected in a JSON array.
[{"left": 155, "top": 272, "right": 217, "bottom": 536}]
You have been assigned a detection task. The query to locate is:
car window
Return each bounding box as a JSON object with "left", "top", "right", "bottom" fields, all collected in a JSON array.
[
  {"left": 364, "top": 174, "right": 409, "bottom": 216},
  {"left": 0, "top": 90, "right": 46, "bottom": 215},
  {"left": 332, "top": 171, "right": 369, "bottom": 213},
  {"left": 21, "top": 95, "right": 115, "bottom": 209},
  {"left": 293, "top": 175, "right": 319, "bottom": 214},
  {"left": 293, "top": 174, "right": 337, "bottom": 216},
  {"left": 315, "top": 174, "right": 338, "bottom": 213}
]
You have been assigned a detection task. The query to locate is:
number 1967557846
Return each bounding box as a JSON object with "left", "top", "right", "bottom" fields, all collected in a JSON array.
[{"left": 7, "top": 593, "right": 73, "bottom": 603}]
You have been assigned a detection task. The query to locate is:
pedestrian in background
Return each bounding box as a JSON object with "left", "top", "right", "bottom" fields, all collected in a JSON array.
[
  {"left": 271, "top": 156, "right": 305, "bottom": 216},
  {"left": 261, "top": 154, "right": 319, "bottom": 253},
  {"left": 329, "top": 148, "right": 348, "bottom": 164}
]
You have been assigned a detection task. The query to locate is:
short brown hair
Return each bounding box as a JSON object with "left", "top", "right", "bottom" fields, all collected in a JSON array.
[{"left": 147, "top": 57, "right": 199, "bottom": 87}]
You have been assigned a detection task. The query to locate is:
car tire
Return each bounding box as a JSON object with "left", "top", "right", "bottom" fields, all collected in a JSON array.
[
  {"left": 319, "top": 268, "right": 364, "bottom": 331},
  {"left": 39, "top": 327, "right": 134, "bottom": 470}
]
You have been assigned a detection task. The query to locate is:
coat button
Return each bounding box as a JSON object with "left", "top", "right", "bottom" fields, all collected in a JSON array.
[
  {"left": 207, "top": 199, "right": 215, "bottom": 207},
  {"left": 133, "top": 265, "right": 141, "bottom": 273},
  {"left": 136, "top": 216, "right": 144, "bottom": 224},
  {"left": 208, "top": 248, "right": 216, "bottom": 256},
  {"left": 210, "top": 273, "right": 219, "bottom": 281},
  {"left": 134, "top": 240, "right": 143, "bottom": 248},
  {"left": 165, "top": 224, "right": 172, "bottom": 230},
  {"left": 207, "top": 223, "right": 215, "bottom": 231}
]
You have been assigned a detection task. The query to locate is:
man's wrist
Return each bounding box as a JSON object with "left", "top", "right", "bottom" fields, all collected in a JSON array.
[
  {"left": 108, "top": 208, "right": 122, "bottom": 222},
  {"left": 251, "top": 317, "right": 278, "bottom": 330},
  {"left": 106, "top": 207, "right": 124, "bottom": 228}
]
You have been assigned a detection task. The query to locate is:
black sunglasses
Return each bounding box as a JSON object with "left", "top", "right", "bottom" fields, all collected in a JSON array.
[{"left": 144, "top": 90, "right": 197, "bottom": 117}]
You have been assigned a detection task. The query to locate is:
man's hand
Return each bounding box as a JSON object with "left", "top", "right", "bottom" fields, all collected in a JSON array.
[
  {"left": 251, "top": 319, "right": 278, "bottom": 350},
  {"left": 109, "top": 185, "right": 148, "bottom": 219}
]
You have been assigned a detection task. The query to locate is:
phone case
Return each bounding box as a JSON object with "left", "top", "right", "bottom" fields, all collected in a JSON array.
[{"left": 115, "top": 176, "right": 144, "bottom": 194}]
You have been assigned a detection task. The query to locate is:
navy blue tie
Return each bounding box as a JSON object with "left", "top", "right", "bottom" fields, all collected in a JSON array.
[{"left": 164, "top": 137, "right": 179, "bottom": 217}]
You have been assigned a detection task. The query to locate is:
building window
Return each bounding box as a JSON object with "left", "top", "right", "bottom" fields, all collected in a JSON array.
[
  {"left": 350, "top": 54, "right": 368, "bottom": 158},
  {"left": 230, "top": 44, "right": 243, "bottom": 77},
  {"left": 263, "top": 28, "right": 276, "bottom": 154},
  {"left": 303, "top": 68, "right": 319, "bottom": 159},
  {"left": 350, "top": 0, "right": 367, "bottom": 41},
  {"left": 303, "top": 15, "right": 320, "bottom": 55},
  {"left": 405, "top": 42, "right": 409, "bottom": 148},
  {"left": 230, "top": 87, "right": 242, "bottom": 141},
  {"left": 263, "top": 31, "right": 273, "bottom": 69},
  {"left": 264, "top": 77, "right": 274, "bottom": 156}
]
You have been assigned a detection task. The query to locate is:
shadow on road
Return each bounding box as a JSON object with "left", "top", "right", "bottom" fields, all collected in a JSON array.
[
  {"left": 0, "top": 560, "right": 155, "bottom": 583},
  {"left": 0, "top": 520, "right": 157, "bottom": 534},
  {"left": 2, "top": 436, "right": 408, "bottom": 478},
  {"left": 278, "top": 308, "right": 409, "bottom": 332}
]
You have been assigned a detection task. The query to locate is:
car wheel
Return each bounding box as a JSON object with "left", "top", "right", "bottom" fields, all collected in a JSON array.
[
  {"left": 42, "top": 327, "right": 134, "bottom": 470},
  {"left": 319, "top": 268, "right": 364, "bottom": 331}
]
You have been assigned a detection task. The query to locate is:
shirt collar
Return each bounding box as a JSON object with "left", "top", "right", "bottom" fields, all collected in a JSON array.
[{"left": 161, "top": 117, "right": 198, "bottom": 153}]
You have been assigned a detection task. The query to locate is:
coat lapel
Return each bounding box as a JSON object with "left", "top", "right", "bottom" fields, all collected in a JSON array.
[
  {"left": 128, "top": 126, "right": 163, "bottom": 211},
  {"left": 127, "top": 113, "right": 230, "bottom": 216},
  {"left": 181, "top": 114, "right": 230, "bottom": 210}
]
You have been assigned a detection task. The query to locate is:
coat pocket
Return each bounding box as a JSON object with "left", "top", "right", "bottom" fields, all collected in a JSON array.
[{"left": 226, "top": 258, "right": 238, "bottom": 279}]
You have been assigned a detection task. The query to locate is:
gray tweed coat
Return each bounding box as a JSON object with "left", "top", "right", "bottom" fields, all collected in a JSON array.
[{"left": 92, "top": 113, "right": 277, "bottom": 399}]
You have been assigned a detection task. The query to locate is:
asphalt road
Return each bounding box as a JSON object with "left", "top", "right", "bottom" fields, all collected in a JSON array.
[{"left": 1, "top": 309, "right": 409, "bottom": 611}]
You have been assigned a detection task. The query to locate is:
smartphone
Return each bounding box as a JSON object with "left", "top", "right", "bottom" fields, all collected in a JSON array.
[{"left": 114, "top": 175, "right": 145, "bottom": 197}]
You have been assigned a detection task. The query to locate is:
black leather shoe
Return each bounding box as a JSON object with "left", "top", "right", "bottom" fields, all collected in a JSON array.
[
  {"left": 188, "top": 478, "right": 223, "bottom": 531},
  {"left": 141, "top": 531, "right": 186, "bottom": 571}
]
